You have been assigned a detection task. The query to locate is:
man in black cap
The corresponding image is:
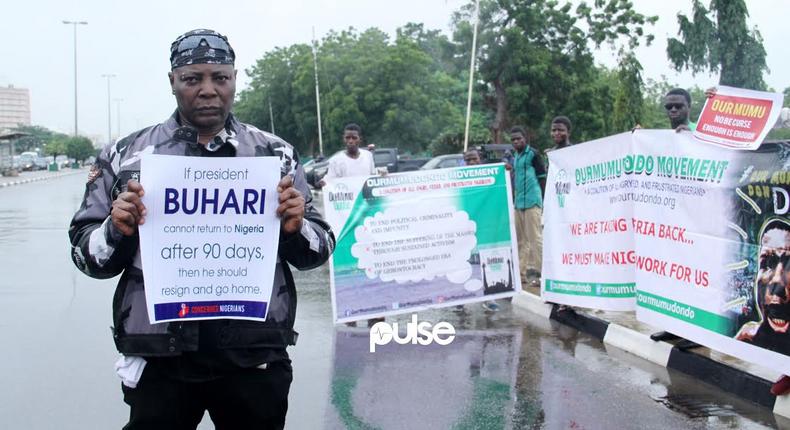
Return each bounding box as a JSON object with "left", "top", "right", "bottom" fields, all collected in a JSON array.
[{"left": 69, "top": 29, "right": 334, "bottom": 429}]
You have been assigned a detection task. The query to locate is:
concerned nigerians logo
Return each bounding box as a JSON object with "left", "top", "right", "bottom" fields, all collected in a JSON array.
[
  {"left": 328, "top": 183, "right": 354, "bottom": 211},
  {"left": 554, "top": 169, "right": 570, "bottom": 208}
]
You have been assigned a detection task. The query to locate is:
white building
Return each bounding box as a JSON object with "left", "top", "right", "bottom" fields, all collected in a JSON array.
[{"left": 0, "top": 85, "right": 31, "bottom": 130}]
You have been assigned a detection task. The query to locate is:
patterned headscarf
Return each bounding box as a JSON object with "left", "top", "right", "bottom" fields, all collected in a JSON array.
[{"left": 170, "top": 29, "right": 235, "bottom": 70}]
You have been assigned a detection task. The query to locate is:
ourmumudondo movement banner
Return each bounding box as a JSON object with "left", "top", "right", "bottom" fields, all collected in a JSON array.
[
  {"left": 543, "top": 130, "right": 790, "bottom": 374},
  {"left": 323, "top": 164, "right": 519, "bottom": 324},
  {"left": 541, "top": 132, "right": 636, "bottom": 311}
]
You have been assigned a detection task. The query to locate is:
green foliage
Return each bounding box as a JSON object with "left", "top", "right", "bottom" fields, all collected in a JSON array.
[
  {"left": 9, "top": 125, "right": 68, "bottom": 153},
  {"left": 766, "top": 128, "right": 790, "bottom": 141},
  {"left": 232, "top": 1, "right": 676, "bottom": 154},
  {"left": 612, "top": 53, "right": 645, "bottom": 132},
  {"left": 235, "top": 26, "right": 466, "bottom": 157},
  {"left": 65, "top": 136, "right": 96, "bottom": 162},
  {"left": 667, "top": 0, "right": 767, "bottom": 90},
  {"left": 451, "top": 0, "right": 656, "bottom": 148},
  {"left": 43, "top": 137, "right": 68, "bottom": 159}
]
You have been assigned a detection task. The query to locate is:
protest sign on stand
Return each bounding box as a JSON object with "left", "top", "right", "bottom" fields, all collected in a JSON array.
[
  {"left": 323, "top": 164, "right": 519, "bottom": 323},
  {"left": 138, "top": 155, "right": 281, "bottom": 323}
]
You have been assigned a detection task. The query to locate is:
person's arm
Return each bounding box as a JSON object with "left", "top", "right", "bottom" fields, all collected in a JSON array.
[
  {"left": 532, "top": 149, "right": 548, "bottom": 198},
  {"left": 318, "top": 157, "right": 338, "bottom": 187},
  {"left": 278, "top": 155, "right": 335, "bottom": 269},
  {"left": 69, "top": 143, "right": 140, "bottom": 279}
]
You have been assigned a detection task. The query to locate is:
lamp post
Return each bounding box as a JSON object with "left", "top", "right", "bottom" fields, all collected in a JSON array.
[
  {"left": 101, "top": 74, "right": 116, "bottom": 145},
  {"left": 463, "top": 0, "right": 480, "bottom": 152},
  {"left": 113, "top": 98, "right": 123, "bottom": 138},
  {"left": 62, "top": 20, "right": 88, "bottom": 136}
]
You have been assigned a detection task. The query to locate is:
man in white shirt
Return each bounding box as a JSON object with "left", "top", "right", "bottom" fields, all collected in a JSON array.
[{"left": 319, "top": 123, "right": 376, "bottom": 186}]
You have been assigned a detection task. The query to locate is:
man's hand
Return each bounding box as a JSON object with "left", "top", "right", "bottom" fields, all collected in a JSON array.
[
  {"left": 111, "top": 180, "right": 146, "bottom": 236},
  {"left": 675, "top": 124, "right": 691, "bottom": 133},
  {"left": 277, "top": 175, "right": 305, "bottom": 235}
]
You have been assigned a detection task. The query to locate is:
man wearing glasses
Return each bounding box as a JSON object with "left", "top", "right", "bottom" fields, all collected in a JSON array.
[
  {"left": 68, "top": 29, "right": 334, "bottom": 429},
  {"left": 664, "top": 88, "right": 697, "bottom": 132}
]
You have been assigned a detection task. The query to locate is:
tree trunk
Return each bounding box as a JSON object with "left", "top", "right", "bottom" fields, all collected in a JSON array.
[{"left": 491, "top": 77, "right": 508, "bottom": 144}]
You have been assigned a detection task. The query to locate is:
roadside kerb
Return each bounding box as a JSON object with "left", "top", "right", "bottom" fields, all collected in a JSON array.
[
  {"left": 0, "top": 169, "right": 86, "bottom": 188},
  {"left": 513, "top": 290, "right": 785, "bottom": 415}
]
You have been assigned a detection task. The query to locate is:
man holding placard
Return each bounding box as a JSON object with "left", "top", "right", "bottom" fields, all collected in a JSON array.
[{"left": 68, "top": 29, "right": 334, "bottom": 429}]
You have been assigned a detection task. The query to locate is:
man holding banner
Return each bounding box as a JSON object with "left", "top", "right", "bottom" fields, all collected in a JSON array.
[{"left": 68, "top": 29, "right": 334, "bottom": 429}]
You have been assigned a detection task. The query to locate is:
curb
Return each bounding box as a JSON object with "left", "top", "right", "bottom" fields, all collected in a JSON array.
[
  {"left": 0, "top": 169, "right": 85, "bottom": 188},
  {"left": 512, "top": 290, "right": 785, "bottom": 415}
]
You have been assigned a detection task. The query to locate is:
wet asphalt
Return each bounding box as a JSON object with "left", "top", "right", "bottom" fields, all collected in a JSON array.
[{"left": 0, "top": 174, "right": 787, "bottom": 429}]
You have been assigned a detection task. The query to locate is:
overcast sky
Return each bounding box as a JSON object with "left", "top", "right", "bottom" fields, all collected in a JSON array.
[{"left": 2, "top": 0, "right": 787, "bottom": 142}]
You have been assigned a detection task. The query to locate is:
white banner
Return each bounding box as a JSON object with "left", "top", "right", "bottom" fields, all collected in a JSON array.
[
  {"left": 543, "top": 130, "right": 790, "bottom": 374},
  {"left": 542, "top": 132, "right": 635, "bottom": 311}
]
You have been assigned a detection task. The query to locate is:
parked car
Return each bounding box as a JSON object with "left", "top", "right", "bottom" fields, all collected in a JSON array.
[
  {"left": 420, "top": 153, "right": 465, "bottom": 170},
  {"left": 304, "top": 152, "right": 337, "bottom": 189},
  {"left": 17, "top": 153, "right": 37, "bottom": 171},
  {"left": 55, "top": 155, "right": 70, "bottom": 169},
  {"left": 33, "top": 157, "right": 49, "bottom": 170},
  {"left": 372, "top": 148, "right": 430, "bottom": 173},
  {"left": 476, "top": 143, "right": 514, "bottom": 164}
]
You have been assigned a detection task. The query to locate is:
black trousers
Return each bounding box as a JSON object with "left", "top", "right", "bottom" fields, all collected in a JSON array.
[{"left": 122, "top": 360, "right": 292, "bottom": 430}]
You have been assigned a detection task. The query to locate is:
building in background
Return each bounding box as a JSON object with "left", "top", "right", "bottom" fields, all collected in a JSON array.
[{"left": 0, "top": 85, "right": 31, "bottom": 130}]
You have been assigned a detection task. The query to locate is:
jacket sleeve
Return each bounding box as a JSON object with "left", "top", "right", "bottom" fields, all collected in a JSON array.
[
  {"left": 68, "top": 142, "right": 139, "bottom": 279},
  {"left": 278, "top": 155, "right": 335, "bottom": 270}
]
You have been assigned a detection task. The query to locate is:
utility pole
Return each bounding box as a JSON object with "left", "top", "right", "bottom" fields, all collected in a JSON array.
[
  {"left": 114, "top": 98, "right": 123, "bottom": 138},
  {"left": 312, "top": 27, "right": 324, "bottom": 156},
  {"left": 463, "top": 0, "right": 480, "bottom": 152},
  {"left": 269, "top": 97, "right": 276, "bottom": 134},
  {"left": 101, "top": 74, "right": 116, "bottom": 145},
  {"left": 63, "top": 20, "right": 88, "bottom": 136}
]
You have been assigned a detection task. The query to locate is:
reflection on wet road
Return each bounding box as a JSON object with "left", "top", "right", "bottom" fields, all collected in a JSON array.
[{"left": 0, "top": 175, "right": 786, "bottom": 429}]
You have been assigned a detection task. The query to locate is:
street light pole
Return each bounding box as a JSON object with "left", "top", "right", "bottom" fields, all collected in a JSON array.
[
  {"left": 463, "top": 0, "right": 480, "bottom": 152},
  {"left": 311, "top": 26, "right": 324, "bottom": 157},
  {"left": 114, "top": 98, "right": 123, "bottom": 138},
  {"left": 101, "top": 74, "right": 116, "bottom": 145},
  {"left": 63, "top": 20, "right": 87, "bottom": 136}
]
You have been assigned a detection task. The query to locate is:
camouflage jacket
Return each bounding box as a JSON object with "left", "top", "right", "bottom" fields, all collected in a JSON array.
[{"left": 68, "top": 112, "right": 334, "bottom": 358}]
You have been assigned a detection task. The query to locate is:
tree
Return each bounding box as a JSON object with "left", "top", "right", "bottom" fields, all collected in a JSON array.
[
  {"left": 43, "top": 137, "right": 68, "bottom": 159},
  {"left": 9, "top": 125, "right": 68, "bottom": 153},
  {"left": 236, "top": 26, "right": 467, "bottom": 156},
  {"left": 451, "top": 0, "right": 656, "bottom": 146},
  {"left": 612, "top": 53, "right": 645, "bottom": 131},
  {"left": 65, "top": 136, "right": 96, "bottom": 162},
  {"left": 667, "top": 0, "right": 767, "bottom": 90}
]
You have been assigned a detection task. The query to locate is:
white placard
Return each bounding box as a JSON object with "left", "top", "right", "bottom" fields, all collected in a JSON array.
[{"left": 138, "top": 154, "right": 280, "bottom": 323}]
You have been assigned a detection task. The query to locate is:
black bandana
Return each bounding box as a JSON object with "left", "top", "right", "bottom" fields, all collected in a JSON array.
[{"left": 170, "top": 29, "right": 235, "bottom": 70}]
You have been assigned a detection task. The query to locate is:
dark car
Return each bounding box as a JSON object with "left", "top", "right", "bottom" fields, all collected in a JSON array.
[
  {"left": 372, "top": 148, "right": 430, "bottom": 173},
  {"left": 304, "top": 152, "right": 340, "bottom": 189},
  {"left": 476, "top": 143, "right": 514, "bottom": 164},
  {"left": 420, "top": 154, "right": 465, "bottom": 170}
]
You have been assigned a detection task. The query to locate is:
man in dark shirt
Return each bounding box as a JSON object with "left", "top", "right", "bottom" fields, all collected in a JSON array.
[{"left": 68, "top": 29, "right": 334, "bottom": 429}]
